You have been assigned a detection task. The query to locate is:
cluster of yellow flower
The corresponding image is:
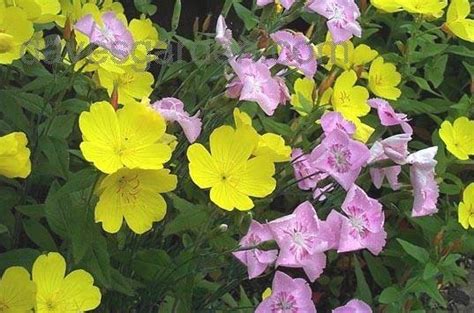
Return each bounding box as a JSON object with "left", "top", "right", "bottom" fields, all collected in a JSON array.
[
  {"left": 292, "top": 34, "right": 402, "bottom": 142},
  {"left": 188, "top": 109, "right": 291, "bottom": 211},
  {"left": 79, "top": 101, "right": 177, "bottom": 234},
  {"left": 0, "top": 252, "right": 100, "bottom": 312},
  {"left": 373, "top": 0, "right": 473, "bottom": 42}
]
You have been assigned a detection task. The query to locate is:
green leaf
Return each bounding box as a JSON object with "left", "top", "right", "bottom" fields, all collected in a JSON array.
[
  {"left": 424, "top": 54, "right": 448, "bottom": 88},
  {"left": 48, "top": 115, "right": 76, "bottom": 139},
  {"left": 132, "top": 249, "right": 174, "bottom": 281},
  {"left": 379, "top": 286, "right": 402, "bottom": 304},
  {"left": 420, "top": 279, "right": 447, "bottom": 306},
  {"left": 363, "top": 251, "right": 392, "bottom": 288},
  {"left": 397, "top": 239, "right": 430, "bottom": 263},
  {"left": 172, "top": 0, "right": 181, "bottom": 31},
  {"left": 163, "top": 205, "right": 209, "bottom": 236},
  {"left": 233, "top": 3, "right": 258, "bottom": 30},
  {"left": 0, "top": 249, "right": 40, "bottom": 272},
  {"left": 134, "top": 0, "right": 157, "bottom": 15},
  {"left": 354, "top": 256, "right": 372, "bottom": 304},
  {"left": 0, "top": 224, "right": 8, "bottom": 235},
  {"left": 23, "top": 218, "right": 57, "bottom": 251},
  {"left": 423, "top": 262, "right": 439, "bottom": 280},
  {"left": 38, "top": 136, "right": 70, "bottom": 179}
]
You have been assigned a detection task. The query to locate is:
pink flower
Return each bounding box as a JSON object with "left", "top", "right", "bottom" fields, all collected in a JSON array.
[
  {"left": 228, "top": 57, "right": 285, "bottom": 115},
  {"left": 368, "top": 98, "right": 413, "bottom": 135},
  {"left": 269, "top": 202, "right": 335, "bottom": 281},
  {"left": 311, "top": 129, "right": 370, "bottom": 190},
  {"left": 275, "top": 76, "right": 291, "bottom": 104},
  {"left": 307, "top": 0, "right": 362, "bottom": 43},
  {"left": 333, "top": 299, "right": 372, "bottom": 313},
  {"left": 216, "top": 15, "right": 233, "bottom": 56},
  {"left": 331, "top": 185, "right": 387, "bottom": 255},
  {"left": 151, "top": 97, "right": 202, "bottom": 143},
  {"left": 256, "top": 271, "right": 317, "bottom": 313},
  {"left": 233, "top": 220, "right": 278, "bottom": 279},
  {"left": 75, "top": 12, "right": 133, "bottom": 60},
  {"left": 257, "top": 0, "right": 296, "bottom": 10},
  {"left": 320, "top": 112, "right": 356, "bottom": 136},
  {"left": 407, "top": 147, "right": 439, "bottom": 217},
  {"left": 370, "top": 166, "right": 401, "bottom": 190},
  {"left": 271, "top": 30, "right": 317, "bottom": 78},
  {"left": 292, "top": 149, "right": 322, "bottom": 190}
]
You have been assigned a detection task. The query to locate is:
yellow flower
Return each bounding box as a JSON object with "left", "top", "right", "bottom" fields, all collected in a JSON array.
[
  {"left": 290, "top": 78, "right": 316, "bottom": 116},
  {"left": 371, "top": 0, "right": 402, "bottom": 13},
  {"left": 317, "top": 35, "right": 378, "bottom": 71},
  {"left": 368, "top": 57, "right": 401, "bottom": 100},
  {"left": 398, "top": 0, "right": 447, "bottom": 18},
  {"left": 444, "top": 0, "right": 474, "bottom": 42},
  {"left": 79, "top": 101, "right": 171, "bottom": 174},
  {"left": 12, "top": 0, "right": 61, "bottom": 23},
  {"left": 97, "top": 68, "right": 154, "bottom": 106},
  {"left": 233, "top": 109, "right": 291, "bottom": 163},
  {"left": 0, "top": 7, "right": 34, "bottom": 64},
  {"left": 56, "top": 0, "right": 124, "bottom": 26},
  {"left": 187, "top": 125, "right": 276, "bottom": 211},
  {"left": 33, "top": 252, "right": 101, "bottom": 313},
  {"left": 0, "top": 132, "right": 31, "bottom": 179},
  {"left": 439, "top": 117, "right": 474, "bottom": 160},
  {"left": 459, "top": 183, "right": 474, "bottom": 229},
  {"left": 330, "top": 70, "right": 370, "bottom": 119},
  {"left": 95, "top": 168, "right": 177, "bottom": 234},
  {"left": 129, "top": 17, "right": 166, "bottom": 51},
  {"left": 0, "top": 266, "right": 36, "bottom": 312},
  {"left": 254, "top": 133, "right": 291, "bottom": 163}
]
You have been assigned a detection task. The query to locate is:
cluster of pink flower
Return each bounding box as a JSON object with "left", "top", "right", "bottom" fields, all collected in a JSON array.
[{"left": 233, "top": 102, "right": 439, "bottom": 311}]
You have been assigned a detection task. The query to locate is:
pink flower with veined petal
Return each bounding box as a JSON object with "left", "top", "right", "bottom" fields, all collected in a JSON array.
[
  {"left": 228, "top": 57, "right": 286, "bottom": 115},
  {"left": 321, "top": 112, "right": 356, "bottom": 136},
  {"left": 332, "top": 185, "right": 387, "bottom": 255},
  {"left": 151, "top": 98, "right": 202, "bottom": 143},
  {"left": 307, "top": 0, "right": 362, "bottom": 43},
  {"left": 232, "top": 220, "right": 278, "bottom": 279},
  {"left": 269, "top": 202, "right": 335, "bottom": 281},
  {"left": 333, "top": 299, "right": 372, "bottom": 313},
  {"left": 407, "top": 147, "right": 439, "bottom": 217},
  {"left": 311, "top": 129, "right": 370, "bottom": 190},
  {"left": 216, "top": 15, "right": 233, "bottom": 56},
  {"left": 271, "top": 30, "right": 317, "bottom": 78},
  {"left": 368, "top": 98, "right": 413, "bottom": 135},
  {"left": 75, "top": 12, "right": 133, "bottom": 60},
  {"left": 292, "top": 149, "right": 323, "bottom": 190},
  {"left": 256, "top": 271, "right": 317, "bottom": 313}
]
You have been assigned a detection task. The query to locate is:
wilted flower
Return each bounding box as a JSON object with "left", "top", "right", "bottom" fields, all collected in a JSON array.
[{"left": 216, "top": 15, "right": 233, "bottom": 56}]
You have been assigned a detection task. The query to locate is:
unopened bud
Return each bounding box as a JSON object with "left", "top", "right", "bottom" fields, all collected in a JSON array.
[
  {"left": 218, "top": 224, "right": 228, "bottom": 232},
  {"left": 305, "top": 23, "right": 315, "bottom": 39},
  {"left": 318, "top": 71, "right": 338, "bottom": 97},
  {"left": 202, "top": 14, "right": 212, "bottom": 33},
  {"left": 64, "top": 17, "right": 73, "bottom": 41},
  {"left": 193, "top": 17, "right": 200, "bottom": 36},
  {"left": 111, "top": 85, "right": 119, "bottom": 111}
]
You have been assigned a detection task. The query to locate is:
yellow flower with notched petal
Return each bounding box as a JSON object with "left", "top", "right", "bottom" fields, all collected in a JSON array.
[
  {"left": 79, "top": 101, "right": 171, "bottom": 174},
  {"left": 0, "top": 132, "right": 31, "bottom": 179},
  {"left": 444, "top": 0, "right": 474, "bottom": 43},
  {"left": 0, "top": 7, "right": 34, "bottom": 64},
  {"left": 459, "top": 183, "right": 474, "bottom": 229},
  {"left": 187, "top": 125, "right": 276, "bottom": 211},
  {"left": 95, "top": 168, "right": 177, "bottom": 234},
  {"left": 439, "top": 117, "right": 474, "bottom": 160},
  {"left": 233, "top": 109, "right": 291, "bottom": 163},
  {"left": 33, "top": 252, "right": 101, "bottom": 313},
  {"left": 371, "top": 0, "right": 402, "bottom": 13},
  {"left": 397, "top": 0, "right": 447, "bottom": 18},
  {"left": 330, "top": 70, "right": 370, "bottom": 118},
  {"left": 97, "top": 67, "right": 154, "bottom": 106},
  {"left": 0, "top": 267, "right": 36, "bottom": 312},
  {"left": 368, "top": 57, "right": 401, "bottom": 100}
]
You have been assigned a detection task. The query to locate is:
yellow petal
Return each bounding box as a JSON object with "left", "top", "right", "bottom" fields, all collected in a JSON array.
[
  {"left": 0, "top": 267, "right": 35, "bottom": 311},
  {"left": 95, "top": 187, "right": 124, "bottom": 233},
  {"left": 236, "top": 156, "right": 276, "bottom": 197},
  {"left": 61, "top": 270, "right": 101, "bottom": 311},
  {"left": 123, "top": 191, "right": 167, "bottom": 234},
  {"left": 187, "top": 144, "right": 221, "bottom": 188},
  {"left": 210, "top": 181, "right": 254, "bottom": 211},
  {"left": 32, "top": 253, "right": 66, "bottom": 295}
]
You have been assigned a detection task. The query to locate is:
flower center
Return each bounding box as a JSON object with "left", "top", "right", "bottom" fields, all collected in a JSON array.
[
  {"left": 272, "top": 292, "right": 298, "bottom": 313},
  {"left": 347, "top": 206, "right": 369, "bottom": 238},
  {"left": 117, "top": 174, "right": 142, "bottom": 203},
  {"left": 328, "top": 143, "right": 352, "bottom": 173},
  {"left": 283, "top": 222, "right": 315, "bottom": 260},
  {"left": 338, "top": 91, "right": 351, "bottom": 104}
]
